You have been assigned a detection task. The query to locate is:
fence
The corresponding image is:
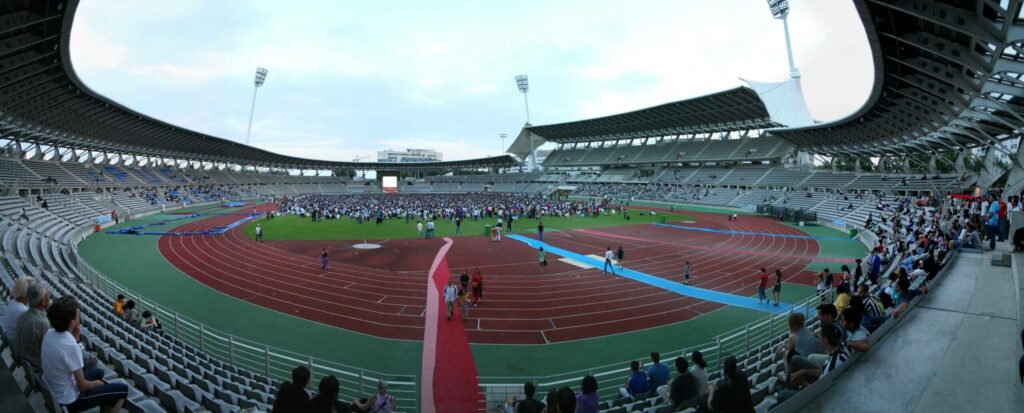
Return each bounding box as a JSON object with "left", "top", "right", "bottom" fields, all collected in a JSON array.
[
  {"left": 477, "top": 292, "right": 829, "bottom": 410},
  {"left": 77, "top": 259, "right": 420, "bottom": 412}
]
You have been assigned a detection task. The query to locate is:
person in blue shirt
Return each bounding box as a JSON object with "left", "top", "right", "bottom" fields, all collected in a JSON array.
[
  {"left": 647, "top": 352, "right": 671, "bottom": 389},
  {"left": 618, "top": 360, "right": 650, "bottom": 400},
  {"left": 987, "top": 194, "right": 1000, "bottom": 250},
  {"left": 869, "top": 250, "right": 882, "bottom": 285}
]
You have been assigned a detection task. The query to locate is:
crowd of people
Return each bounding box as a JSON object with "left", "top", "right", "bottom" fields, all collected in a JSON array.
[
  {"left": 2, "top": 278, "right": 129, "bottom": 412},
  {"left": 275, "top": 193, "right": 614, "bottom": 224}
]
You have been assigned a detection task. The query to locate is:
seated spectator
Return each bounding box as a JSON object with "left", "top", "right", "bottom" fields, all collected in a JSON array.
[
  {"left": 855, "top": 284, "right": 888, "bottom": 331},
  {"left": 2, "top": 276, "right": 34, "bottom": 344},
  {"left": 789, "top": 324, "right": 850, "bottom": 387},
  {"left": 112, "top": 294, "right": 125, "bottom": 317},
  {"left": 503, "top": 382, "right": 544, "bottom": 413},
  {"left": 618, "top": 360, "right": 650, "bottom": 400},
  {"left": 704, "top": 356, "right": 754, "bottom": 413},
  {"left": 273, "top": 365, "right": 312, "bottom": 413},
  {"left": 647, "top": 352, "right": 670, "bottom": 389},
  {"left": 690, "top": 351, "right": 709, "bottom": 397},
  {"left": 775, "top": 313, "right": 820, "bottom": 363},
  {"left": 122, "top": 300, "right": 138, "bottom": 324},
  {"left": 892, "top": 277, "right": 929, "bottom": 318},
  {"left": 14, "top": 282, "right": 50, "bottom": 372},
  {"left": 841, "top": 307, "right": 871, "bottom": 353},
  {"left": 552, "top": 387, "right": 576, "bottom": 413},
  {"left": 353, "top": 379, "right": 396, "bottom": 413},
  {"left": 41, "top": 296, "right": 127, "bottom": 413},
  {"left": 576, "top": 375, "right": 599, "bottom": 413},
  {"left": 665, "top": 357, "right": 698, "bottom": 411},
  {"left": 310, "top": 375, "right": 351, "bottom": 413},
  {"left": 139, "top": 310, "right": 163, "bottom": 334},
  {"left": 834, "top": 284, "right": 852, "bottom": 313}
]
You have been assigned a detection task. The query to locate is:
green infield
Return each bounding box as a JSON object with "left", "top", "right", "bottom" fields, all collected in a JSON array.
[{"left": 241, "top": 211, "right": 695, "bottom": 241}]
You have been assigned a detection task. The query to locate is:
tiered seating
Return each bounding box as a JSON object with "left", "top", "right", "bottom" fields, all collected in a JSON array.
[
  {"left": 717, "top": 166, "right": 769, "bottom": 186},
  {"left": 399, "top": 183, "right": 432, "bottom": 193},
  {"left": 22, "top": 160, "right": 85, "bottom": 187},
  {"left": 110, "top": 192, "right": 158, "bottom": 213},
  {"left": 696, "top": 139, "right": 742, "bottom": 160},
  {"left": 102, "top": 165, "right": 146, "bottom": 186},
  {"left": 39, "top": 194, "right": 94, "bottom": 227},
  {"left": 683, "top": 168, "right": 730, "bottom": 185},
  {"left": 801, "top": 172, "right": 855, "bottom": 190},
  {"left": 728, "top": 189, "right": 785, "bottom": 207},
  {"left": 772, "top": 191, "right": 827, "bottom": 210},
  {"left": 319, "top": 183, "right": 349, "bottom": 193},
  {"left": 127, "top": 167, "right": 165, "bottom": 185},
  {"left": 757, "top": 168, "right": 811, "bottom": 188},
  {"left": 0, "top": 157, "right": 42, "bottom": 186},
  {"left": 847, "top": 175, "right": 893, "bottom": 192}
]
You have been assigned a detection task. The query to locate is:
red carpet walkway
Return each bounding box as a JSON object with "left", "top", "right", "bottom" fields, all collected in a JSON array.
[{"left": 420, "top": 238, "right": 483, "bottom": 412}]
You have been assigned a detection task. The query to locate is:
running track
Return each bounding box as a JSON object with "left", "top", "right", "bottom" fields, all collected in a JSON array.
[{"left": 157, "top": 206, "right": 829, "bottom": 344}]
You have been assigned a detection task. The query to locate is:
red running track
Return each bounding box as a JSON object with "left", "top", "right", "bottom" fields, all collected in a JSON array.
[{"left": 157, "top": 207, "right": 823, "bottom": 344}]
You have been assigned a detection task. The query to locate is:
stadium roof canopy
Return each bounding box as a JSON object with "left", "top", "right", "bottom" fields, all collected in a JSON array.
[
  {"left": 0, "top": 1, "right": 517, "bottom": 171},
  {"left": 527, "top": 87, "right": 779, "bottom": 144},
  {"left": 772, "top": 0, "right": 1024, "bottom": 157}
]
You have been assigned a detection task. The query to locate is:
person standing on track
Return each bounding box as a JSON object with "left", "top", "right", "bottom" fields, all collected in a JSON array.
[
  {"left": 460, "top": 271, "right": 470, "bottom": 292},
  {"left": 603, "top": 247, "right": 616, "bottom": 275},
  {"left": 255, "top": 224, "right": 263, "bottom": 242},
  {"left": 773, "top": 269, "right": 783, "bottom": 306},
  {"left": 443, "top": 279, "right": 459, "bottom": 321},
  {"left": 756, "top": 267, "right": 768, "bottom": 304},
  {"left": 683, "top": 261, "right": 691, "bottom": 285},
  {"left": 320, "top": 248, "right": 329, "bottom": 272},
  {"left": 471, "top": 269, "right": 484, "bottom": 307},
  {"left": 537, "top": 221, "right": 544, "bottom": 241},
  {"left": 616, "top": 246, "right": 625, "bottom": 270},
  {"left": 539, "top": 247, "right": 547, "bottom": 272}
]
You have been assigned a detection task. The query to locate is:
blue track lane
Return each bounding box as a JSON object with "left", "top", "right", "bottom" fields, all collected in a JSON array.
[
  {"left": 653, "top": 223, "right": 857, "bottom": 241},
  {"left": 506, "top": 234, "right": 792, "bottom": 314}
]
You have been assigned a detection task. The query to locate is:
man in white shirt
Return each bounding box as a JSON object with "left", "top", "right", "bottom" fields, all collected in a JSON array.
[
  {"left": 255, "top": 224, "right": 263, "bottom": 242},
  {"left": 603, "top": 247, "right": 616, "bottom": 275},
  {"left": 41, "top": 296, "right": 126, "bottom": 412},
  {"left": 2, "top": 276, "right": 34, "bottom": 344},
  {"left": 443, "top": 280, "right": 459, "bottom": 321}
]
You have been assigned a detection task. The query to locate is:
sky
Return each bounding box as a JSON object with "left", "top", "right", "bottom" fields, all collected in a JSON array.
[{"left": 69, "top": 0, "right": 873, "bottom": 164}]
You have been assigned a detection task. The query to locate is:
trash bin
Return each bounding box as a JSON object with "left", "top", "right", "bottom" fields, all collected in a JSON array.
[
  {"left": 484, "top": 224, "right": 492, "bottom": 236},
  {"left": 849, "top": 228, "right": 858, "bottom": 238},
  {"left": 94, "top": 223, "right": 101, "bottom": 233}
]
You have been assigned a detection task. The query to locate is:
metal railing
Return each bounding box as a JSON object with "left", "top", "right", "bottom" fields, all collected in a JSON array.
[
  {"left": 77, "top": 259, "right": 420, "bottom": 411},
  {"left": 477, "top": 292, "right": 829, "bottom": 410}
]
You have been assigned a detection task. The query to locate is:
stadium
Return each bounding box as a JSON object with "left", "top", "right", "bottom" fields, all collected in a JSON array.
[{"left": 0, "top": 0, "right": 1022, "bottom": 412}]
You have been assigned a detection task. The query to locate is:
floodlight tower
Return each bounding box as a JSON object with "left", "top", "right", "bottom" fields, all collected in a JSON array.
[
  {"left": 767, "top": 0, "right": 799, "bottom": 78},
  {"left": 245, "top": 67, "right": 269, "bottom": 145},
  {"left": 515, "top": 74, "right": 537, "bottom": 170},
  {"left": 500, "top": 133, "right": 508, "bottom": 154}
]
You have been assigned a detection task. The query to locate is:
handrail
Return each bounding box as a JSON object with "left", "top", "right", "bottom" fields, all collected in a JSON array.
[{"left": 76, "top": 258, "right": 420, "bottom": 411}]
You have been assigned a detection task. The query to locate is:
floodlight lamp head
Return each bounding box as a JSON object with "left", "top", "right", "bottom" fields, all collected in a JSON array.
[
  {"left": 767, "top": 0, "right": 789, "bottom": 19},
  {"left": 515, "top": 75, "right": 529, "bottom": 93},
  {"left": 254, "top": 67, "right": 269, "bottom": 87}
]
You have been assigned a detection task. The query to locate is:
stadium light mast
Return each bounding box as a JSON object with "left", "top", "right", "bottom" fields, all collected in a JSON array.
[
  {"left": 515, "top": 74, "right": 537, "bottom": 171},
  {"left": 767, "top": 0, "right": 799, "bottom": 78},
  {"left": 245, "top": 67, "right": 269, "bottom": 145},
  {"left": 500, "top": 133, "right": 508, "bottom": 154}
]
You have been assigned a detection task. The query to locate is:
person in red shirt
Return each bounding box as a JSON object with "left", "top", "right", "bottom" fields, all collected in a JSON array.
[
  {"left": 471, "top": 268, "right": 484, "bottom": 307},
  {"left": 999, "top": 198, "right": 1008, "bottom": 241},
  {"left": 757, "top": 268, "right": 768, "bottom": 304}
]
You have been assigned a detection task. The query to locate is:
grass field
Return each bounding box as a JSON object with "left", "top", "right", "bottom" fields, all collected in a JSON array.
[{"left": 241, "top": 211, "right": 695, "bottom": 241}]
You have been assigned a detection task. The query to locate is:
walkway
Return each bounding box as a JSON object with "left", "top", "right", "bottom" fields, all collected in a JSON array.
[
  {"left": 507, "top": 234, "right": 791, "bottom": 313},
  {"left": 802, "top": 249, "right": 1024, "bottom": 413},
  {"left": 420, "top": 238, "right": 483, "bottom": 412}
]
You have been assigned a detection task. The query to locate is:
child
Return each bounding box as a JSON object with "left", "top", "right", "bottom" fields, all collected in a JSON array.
[
  {"left": 538, "top": 247, "right": 547, "bottom": 272},
  {"left": 459, "top": 287, "right": 471, "bottom": 319}
]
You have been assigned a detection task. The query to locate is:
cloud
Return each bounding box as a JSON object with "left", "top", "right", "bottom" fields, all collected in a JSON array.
[{"left": 68, "top": 0, "right": 874, "bottom": 162}]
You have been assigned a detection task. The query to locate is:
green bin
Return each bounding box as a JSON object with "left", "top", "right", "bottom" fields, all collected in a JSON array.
[
  {"left": 484, "top": 224, "right": 492, "bottom": 236},
  {"left": 849, "top": 228, "right": 858, "bottom": 238}
]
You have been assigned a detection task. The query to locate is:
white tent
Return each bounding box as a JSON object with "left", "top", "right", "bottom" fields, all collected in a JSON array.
[{"left": 741, "top": 77, "right": 814, "bottom": 128}]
